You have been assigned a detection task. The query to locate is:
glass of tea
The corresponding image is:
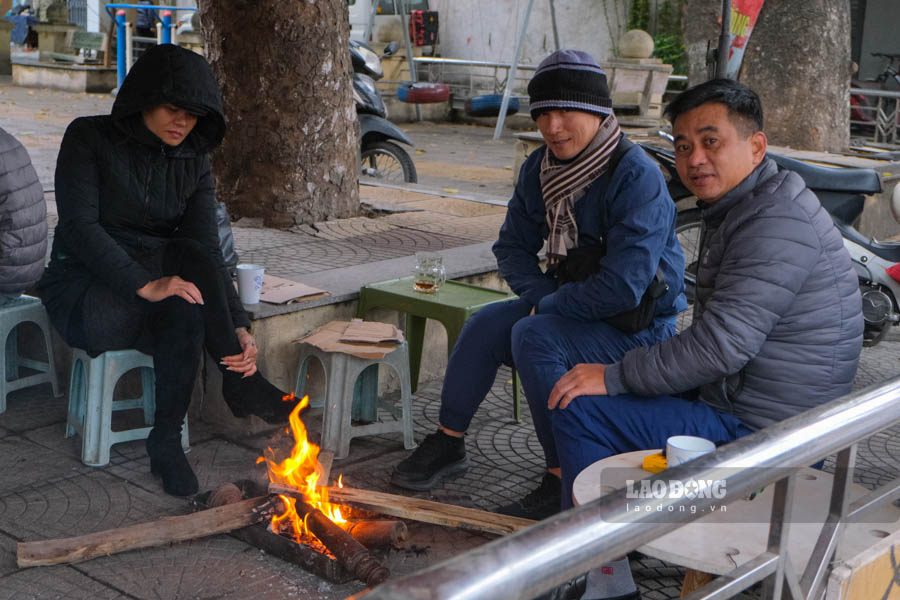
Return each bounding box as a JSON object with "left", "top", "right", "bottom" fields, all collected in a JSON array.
[{"left": 413, "top": 251, "right": 446, "bottom": 294}]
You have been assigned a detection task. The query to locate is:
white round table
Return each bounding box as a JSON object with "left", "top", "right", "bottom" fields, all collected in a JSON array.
[{"left": 573, "top": 450, "right": 900, "bottom": 576}]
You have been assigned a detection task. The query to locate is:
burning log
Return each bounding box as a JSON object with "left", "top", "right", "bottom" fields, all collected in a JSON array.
[
  {"left": 276, "top": 489, "right": 390, "bottom": 587},
  {"left": 16, "top": 496, "right": 272, "bottom": 568},
  {"left": 344, "top": 520, "right": 408, "bottom": 549}
]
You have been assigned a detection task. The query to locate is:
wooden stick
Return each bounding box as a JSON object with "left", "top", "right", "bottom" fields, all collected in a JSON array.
[
  {"left": 17, "top": 496, "right": 272, "bottom": 568},
  {"left": 681, "top": 569, "right": 715, "bottom": 597},
  {"left": 314, "top": 485, "right": 535, "bottom": 536}
]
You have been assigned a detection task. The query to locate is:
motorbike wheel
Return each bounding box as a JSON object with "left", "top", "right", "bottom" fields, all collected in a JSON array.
[
  {"left": 676, "top": 207, "right": 702, "bottom": 305},
  {"left": 361, "top": 141, "right": 418, "bottom": 184}
]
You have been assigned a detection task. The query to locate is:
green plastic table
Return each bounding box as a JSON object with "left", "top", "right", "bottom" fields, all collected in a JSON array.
[{"left": 357, "top": 276, "right": 521, "bottom": 419}]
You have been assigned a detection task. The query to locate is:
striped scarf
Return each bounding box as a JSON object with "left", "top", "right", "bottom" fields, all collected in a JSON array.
[{"left": 540, "top": 114, "right": 622, "bottom": 266}]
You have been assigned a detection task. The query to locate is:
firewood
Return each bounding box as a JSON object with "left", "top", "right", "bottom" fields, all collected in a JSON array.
[
  {"left": 277, "top": 489, "right": 390, "bottom": 586},
  {"left": 269, "top": 483, "right": 536, "bottom": 536},
  {"left": 345, "top": 520, "right": 408, "bottom": 548},
  {"left": 17, "top": 496, "right": 272, "bottom": 568}
]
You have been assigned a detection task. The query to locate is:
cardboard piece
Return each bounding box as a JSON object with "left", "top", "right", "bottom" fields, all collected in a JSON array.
[
  {"left": 294, "top": 320, "right": 404, "bottom": 360},
  {"left": 339, "top": 321, "right": 403, "bottom": 344},
  {"left": 258, "top": 274, "right": 329, "bottom": 304}
]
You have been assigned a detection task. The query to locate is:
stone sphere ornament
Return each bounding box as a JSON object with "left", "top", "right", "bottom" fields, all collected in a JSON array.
[{"left": 619, "top": 29, "right": 655, "bottom": 59}]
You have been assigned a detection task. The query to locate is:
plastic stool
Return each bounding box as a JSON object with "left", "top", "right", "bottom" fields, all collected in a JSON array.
[
  {"left": 357, "top": 277, "right": 520, "bottom": 420},
  {"left": 294, "top": 341, "right": 415, "bottom": 460},
  {"left": 65, "top": 348, "right": 189, "bottom": 467},
  {"left": 0, "top": 295, "right": 62, "bottom": 413}
]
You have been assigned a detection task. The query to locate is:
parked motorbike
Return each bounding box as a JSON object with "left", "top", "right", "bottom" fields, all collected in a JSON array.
[
  {"left": 850, "top": 52, "right": 900, "bottom": 129},
  {"left": 639, "top": 137, "right": 899, "bottom": 346},
  {"left": 351, "top": 40, "right": 418, "bottom": 183}
]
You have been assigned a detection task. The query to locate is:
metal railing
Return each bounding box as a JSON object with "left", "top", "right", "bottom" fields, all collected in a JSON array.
[
  {"left": 355, "top": 376, "right": 900, "bottom": 600},
  {"left": 411, "top": 56, "right": 688, "bottom": 113},
  {"left": 68, "top": 0, "right": 88, "bottom": 29},
  {"left": 850, "top": 87, "right": 900, "bottom": 148},
  {"left": 104, "top": 4, "right": 199, "bottom": 89}
]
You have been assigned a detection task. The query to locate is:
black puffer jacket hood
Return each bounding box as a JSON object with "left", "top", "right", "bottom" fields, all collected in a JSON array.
[{"left": 112, "top": 44, "right": 226, "bottom": 153}]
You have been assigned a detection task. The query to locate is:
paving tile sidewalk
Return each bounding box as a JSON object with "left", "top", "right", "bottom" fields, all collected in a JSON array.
[{"left": 0, "top": 80, "right": 898, "bottom": 599}]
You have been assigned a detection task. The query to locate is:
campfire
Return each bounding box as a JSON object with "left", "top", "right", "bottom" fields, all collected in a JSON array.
[
  {"left": 16, "top": 396, "right": 536, "bottom": 586},
  {"left": 250, "top": 394, "right": 392, "bottom": 586},
  {"left": 260, "top": 394, "right": 347, "bottom": 548}
]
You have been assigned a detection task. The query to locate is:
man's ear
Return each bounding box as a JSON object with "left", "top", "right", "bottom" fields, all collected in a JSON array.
[{"left": 749, "top": 130, "right": 767, "bottom": 166}]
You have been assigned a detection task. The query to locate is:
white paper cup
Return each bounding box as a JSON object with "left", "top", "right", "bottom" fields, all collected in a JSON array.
[
  {"left": 236, "top": 264, "right": 265, "bottom": 304},
  {"left": 666, "top": 435, "right": 716, "bottom": 467}
]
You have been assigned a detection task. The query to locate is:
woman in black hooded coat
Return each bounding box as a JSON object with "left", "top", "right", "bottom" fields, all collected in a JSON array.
[{"left": 38, "top": 44, "right": 294, "bottom": 497}]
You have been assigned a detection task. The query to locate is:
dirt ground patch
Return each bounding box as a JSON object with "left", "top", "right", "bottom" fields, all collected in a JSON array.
[{"left": 414, "top": 160, "right": 513, "bottom": 183}]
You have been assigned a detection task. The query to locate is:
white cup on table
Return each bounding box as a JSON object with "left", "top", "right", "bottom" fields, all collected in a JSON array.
[
  {"left": 236, "top": 264, "right": 265, "bottom": 304},
  {"left": 666, "top": 435, "right": 716, "bottom": 467}
]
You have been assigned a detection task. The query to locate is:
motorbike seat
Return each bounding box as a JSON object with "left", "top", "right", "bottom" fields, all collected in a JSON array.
[
  {"left": 769, "top": 153, "right": 883, "bottom": 195},
  {"left": 834, "top": 220, "right": 900, "bottom": 263}
]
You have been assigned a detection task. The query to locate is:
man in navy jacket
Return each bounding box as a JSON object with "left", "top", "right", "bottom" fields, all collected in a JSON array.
[{"left": 391, "top": 50, "right": 686, "bottom": 522}]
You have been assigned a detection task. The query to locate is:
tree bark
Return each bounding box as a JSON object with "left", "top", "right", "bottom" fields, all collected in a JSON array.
[
  {"left": 197, "top": 0, "right": 359, "bottom": 227},
  {"left": 739, "top": 0, "right": 850, "bottom": 152},
  {"left": 682, "top": 0, "right": 851, "bottom": 153}
]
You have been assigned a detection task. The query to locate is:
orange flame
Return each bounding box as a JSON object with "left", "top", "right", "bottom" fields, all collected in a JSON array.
[{"left": 261, "top": 394, "right": 346, "bottom": 544}]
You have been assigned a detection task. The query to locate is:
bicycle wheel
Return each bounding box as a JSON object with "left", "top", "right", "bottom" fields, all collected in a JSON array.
[
  {"left": 360, "top": 141, "right": 418, "bottom": 184},
  {"left": 675, "top": 208, "right": 701, "bottom": 332}
]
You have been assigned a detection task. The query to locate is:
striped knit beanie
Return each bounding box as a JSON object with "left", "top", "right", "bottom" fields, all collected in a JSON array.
[{"left": 528, "top": 50, "right": 613, "bottom": 120}]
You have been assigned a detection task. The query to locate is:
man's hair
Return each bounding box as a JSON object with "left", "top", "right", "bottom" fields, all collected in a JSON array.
[{"left": 664, "top": 78, "right": 763, "bottom": 137}]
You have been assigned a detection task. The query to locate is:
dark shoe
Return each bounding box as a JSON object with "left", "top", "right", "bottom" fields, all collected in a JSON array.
[
  {"left": 535, "top": 574, "right": 587, "bottom": 600},
  {"left": 146, "top": 428, "right": 198, "bottom": 497},
  {"left": 391, "top": 430, "right": 469, "bottom": 491},
  {"left": 497, "top": 472, "right": 562, "bottom": 520},
  {"left": 222, "top": 371, "right": 294, "bottom": 424}
]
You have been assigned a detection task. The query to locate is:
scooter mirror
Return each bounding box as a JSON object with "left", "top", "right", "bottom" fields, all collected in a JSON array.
[
  {"left": 383, "top": 41, "right": 401, "bottom": 57},
  {"left": 891, "top": 181, "right": 900, "bottom": 225}
]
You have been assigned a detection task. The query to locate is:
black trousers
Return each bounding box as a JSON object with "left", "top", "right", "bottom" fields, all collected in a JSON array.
[{"left": 67, "top": 239, "right": 242, "bottom": 431}]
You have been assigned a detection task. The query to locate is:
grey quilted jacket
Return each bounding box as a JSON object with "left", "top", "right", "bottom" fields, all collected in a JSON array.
[
  {"left": 0, "top": 127, "right": 48, "bottom": 295},
  {"left": 605, "top": 159, "right": 863, "bottom": 430}
]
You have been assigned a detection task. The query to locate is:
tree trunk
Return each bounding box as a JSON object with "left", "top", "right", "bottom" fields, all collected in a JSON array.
[
  {"left": 196, "top": 0, "right": 359, "bottom": 227},
  {"left": 682, "top": 0, "right": 851, "bottom": 153},
  {"left": 682, "top": 0, "right": 721, "bottom": 87},
  {"left": 739, "top": 0, "right": 850, "bottom": 152}
]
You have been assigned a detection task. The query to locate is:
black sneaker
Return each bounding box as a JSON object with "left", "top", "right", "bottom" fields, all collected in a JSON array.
[
  {"left": 497, "top": 472, "right": 562, "bottom": 520},
  {"left": 391, "top": 430, "right": 469, "bottom": 491}
]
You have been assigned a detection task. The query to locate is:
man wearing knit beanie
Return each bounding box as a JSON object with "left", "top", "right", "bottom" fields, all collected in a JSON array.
[{"left": 392, "top": 49, "right": 685, "bottom": 536}]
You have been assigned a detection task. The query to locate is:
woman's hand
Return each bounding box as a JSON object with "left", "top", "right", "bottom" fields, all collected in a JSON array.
[
  {"left": 136, "top": 276, "right": 204, "bottom": 304},
  {"left": 548, "top": 363, "right": 608, "bottom": 410},
  {"left": 220, "top": 327, "right": 258, "bottom": 377}
]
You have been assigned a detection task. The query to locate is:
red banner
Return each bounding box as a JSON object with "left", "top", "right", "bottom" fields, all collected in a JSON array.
[{"left": 726, "top": 0, "right": 765, "bottom": 79}]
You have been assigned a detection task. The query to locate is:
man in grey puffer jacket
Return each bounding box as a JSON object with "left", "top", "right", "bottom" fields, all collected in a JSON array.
[
  {"left": 514, "top": 79, "right": 864, "bottom": 508},
  {"left": 0, "top": 127, "right": 48, "bottom": 301}
]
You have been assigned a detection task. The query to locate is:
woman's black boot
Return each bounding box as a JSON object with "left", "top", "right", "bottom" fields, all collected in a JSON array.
[
  {"left": 146, "top": 426, "right": 198, "bottom": 497},
  {"left": 221, "top": 370, "right": 295, "bottom": 424}
]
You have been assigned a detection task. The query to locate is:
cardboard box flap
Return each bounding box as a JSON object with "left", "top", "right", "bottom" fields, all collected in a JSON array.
[
  {"left": 294, "top": 320, "right": 402, "bottom": 359},
  {"left": 339, "top": 320, "right": 404, "bottom": 344},
  {"left": 259, "top": 274, "right": 329, "bottom": 304}
]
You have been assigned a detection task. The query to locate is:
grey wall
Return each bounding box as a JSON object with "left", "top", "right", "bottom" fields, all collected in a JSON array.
[{"left": 428, "top": 0, "right": 628, "bottom": 65}]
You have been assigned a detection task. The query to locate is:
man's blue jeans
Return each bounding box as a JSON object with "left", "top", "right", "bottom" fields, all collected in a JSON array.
[
  {"left": 512, "top": 314, "right": 752, "bottom": 508},
  {"left": 438, "top": 298, "right": 533, "bottom": 433},
  {"left": 439, "top": 298, "right": 679, "bottom": 479}
]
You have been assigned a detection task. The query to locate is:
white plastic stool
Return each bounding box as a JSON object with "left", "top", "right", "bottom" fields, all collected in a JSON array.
[
  {"left": 294, "top": 341, "right": 415, "bottom": 460},
  {"left": 65, "top": 348, "right": 189, "bottom": 467},
  {"left": 0, "top": 295, "right": 62, "bottom": 413}
]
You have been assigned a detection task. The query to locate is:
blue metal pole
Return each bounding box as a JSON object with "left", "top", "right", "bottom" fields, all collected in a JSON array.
[
  {"left": 161, "top": 11, "right": 172, "bottom": 45},
  {"left": 116, "top": 10, "right": 127, "bottom": 89}
]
